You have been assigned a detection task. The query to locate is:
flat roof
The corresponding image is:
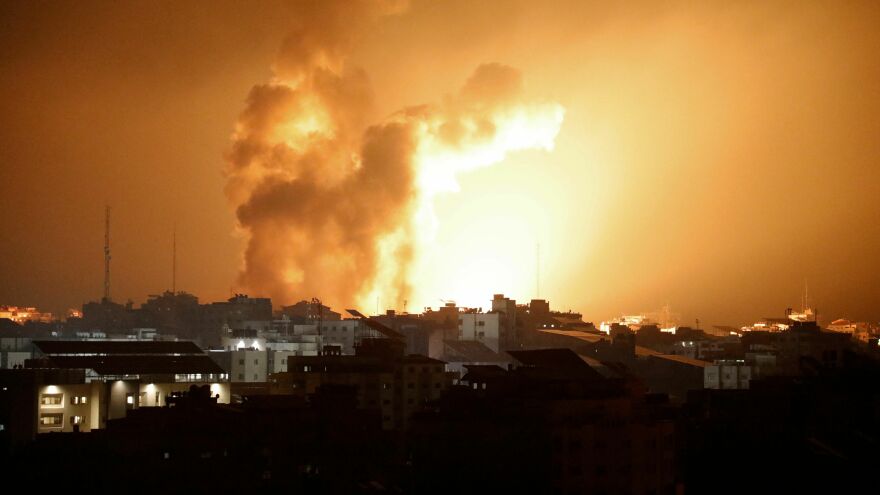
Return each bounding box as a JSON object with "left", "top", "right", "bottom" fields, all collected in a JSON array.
[
  {"left": 34, "top": 340, "right": 204, "bottom": 355},
  {"left": 539, "top": 329, "right": 604, "bottom": 343},
  {"left": 539, "top": 329, "right": 710, "bottom": 367},
  {"left": 45, "top": 355, "right": 224, "bottom": 375}
]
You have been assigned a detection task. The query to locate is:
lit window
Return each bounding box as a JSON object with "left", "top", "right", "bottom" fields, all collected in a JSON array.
[
  {"left": 126, "top": 395, "right": 134, "bottom": 405},
  {"left": 40, "top": 394, "right": 63, "bottom": 407},
  {"left": 40, "top": 413, "right": 63, "bottom": 426}
]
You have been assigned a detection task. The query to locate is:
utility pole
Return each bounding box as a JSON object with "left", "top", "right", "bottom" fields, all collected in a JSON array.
[
  {"left": 103, "top": 205, "right": 111, "bottom": 301},
  {"left": 172, "top": 224, "right": 177, "bottom": 294}
]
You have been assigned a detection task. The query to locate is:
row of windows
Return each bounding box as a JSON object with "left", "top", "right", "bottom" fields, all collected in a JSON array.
[
  {"left": 175, "top": 373, "right": 229, "bottom": 381},
  {"left": 41, "top": 393, "right": 88, "bottom": 407},
  {"left": 39, "top": 413, "right": 86, "bottom": 427},
  {"left": 457, "top": 319, "right": 487, "bottom": 326},
  {"left": 40, "top": 393, "right": 63, "bottom": 406}
]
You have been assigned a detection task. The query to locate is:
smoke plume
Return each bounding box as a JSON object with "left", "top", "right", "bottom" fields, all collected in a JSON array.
[{"left": 225, "top": 1, "right": 563, "bottom": 311}]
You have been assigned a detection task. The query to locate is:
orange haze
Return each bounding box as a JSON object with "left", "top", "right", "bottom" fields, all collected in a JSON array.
[{"left": 1, "top": 0, "right": 879, "bottom": 328}]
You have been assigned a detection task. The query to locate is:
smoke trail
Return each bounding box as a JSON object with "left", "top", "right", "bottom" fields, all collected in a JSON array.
[{"left": 225, "top": 1, "right": 564, "bottom": 311}]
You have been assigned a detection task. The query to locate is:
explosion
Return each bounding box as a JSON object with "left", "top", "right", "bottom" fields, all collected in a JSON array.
[{"left": 225, "top": 1, "right": 564, "bottom": 312}]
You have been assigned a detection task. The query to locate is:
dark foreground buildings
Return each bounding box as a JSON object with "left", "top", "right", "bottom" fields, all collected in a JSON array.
[
  {"left": 409, "top": 349, "right": 678, "bottom": 494},
  {"left": 2, "top": 319, "right": 880, "bottom": 493}
]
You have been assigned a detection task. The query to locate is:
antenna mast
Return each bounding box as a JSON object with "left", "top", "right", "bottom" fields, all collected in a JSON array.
[
  {"left": 103, "top": 205, "right": 111, "bottom": 301},
  {"left": 172, "top": 224, "right": 177, "bottom": 294},
  {"left": 804, "top": 279, "right": 809, "bottom": 310}
]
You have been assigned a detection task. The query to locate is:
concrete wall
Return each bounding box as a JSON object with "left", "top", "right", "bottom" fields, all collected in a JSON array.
[
  {"left": 704, "top": 364, "right": 752, "bottom": 389},
  {"left": 138, "top": 381, "right": 231, "bottom": 406},
  {"left": 2, "top": 351, "right": 31, "bottom": 369},
  {"left": 269, "top": 350, "right": 298, "bottom": 373},
  {"left": 36, "top": 383, "right": 95, "bottom": 433},
  {"left": 230, "top": 349, "right": 267, "bottom": 382},
  {"left": 36, "top": 380, "right": 231, "bottom": 434},
  {"left": 321, "top": 320, "right": 360, "bottom": 354},
  {"left": 459, "top": 313, "right": 501, "bottom": 352}
]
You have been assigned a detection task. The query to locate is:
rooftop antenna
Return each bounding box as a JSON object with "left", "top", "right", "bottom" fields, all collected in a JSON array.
[
  {"left": 172, "top": 223, "right": 177, "bottom": 294},
  {"left": 804, "top": 279, "right": 809, "bottom": 310},
  {"left": 310, "top": 297, "right": 323, "bottom": 338},
  {"left": 103, "top": 205, "right": 111, "bottom": 302}
]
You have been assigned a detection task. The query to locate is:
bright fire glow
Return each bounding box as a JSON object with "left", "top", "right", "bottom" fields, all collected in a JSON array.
[{"left": 364, "top": 102, "right": 565, "bottom": 312}]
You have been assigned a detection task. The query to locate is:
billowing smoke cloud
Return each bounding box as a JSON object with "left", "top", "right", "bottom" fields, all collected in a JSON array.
[{"left": 226, "top": 1, "right": 563, "bottom": 311}]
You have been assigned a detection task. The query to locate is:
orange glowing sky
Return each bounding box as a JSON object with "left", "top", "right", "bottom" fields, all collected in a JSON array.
[{"left": 1, "top": 0, "right": 879, "bottom": 327}]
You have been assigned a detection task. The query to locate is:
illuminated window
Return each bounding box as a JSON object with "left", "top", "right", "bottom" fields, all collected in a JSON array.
[
  {"left": 126, "top": 394, "right": 134, "bottom": 405},
  {"left": 70, "top": 415, "right": 83, "bottom": 425},
  {"left": 40, "top": 393, "right": 63, "bottom": 406},
  {"left": 39, "top": 413, "right": 63, "bottom": 427},
  {"left": 71, "top": 395, "right": 88, "bottom": 405}
]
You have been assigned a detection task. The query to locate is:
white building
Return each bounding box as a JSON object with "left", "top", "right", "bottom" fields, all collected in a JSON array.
[
  {"left": 2, "top": 340, "right": 232, "bottom": 441},
  {"left": 321, "top": 319, "right": 362, "bottom": 354},
  {"left": 209, "top": 349, "right": 268, "bottom": 383},
  {"left": 221, "top": 335, "right": 267, "bottom": 351},
  {"left": 459, "top": 313, "right": 501, "bottom": 352},
  {"left": 268, "top": 350, "right": 298, "bottom": 374},
  {"left": 1, "top": 350, "right": 30, "bottom": 369},
  {"left": 704, "top": 360, "right": 752, "bottom": 389}
]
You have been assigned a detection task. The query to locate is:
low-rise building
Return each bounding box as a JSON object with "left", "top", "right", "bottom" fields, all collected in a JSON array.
[
  {"left": 210, "top": 349, "right": 268, "bottom": 383},
  {"left": 0, "top": 340, "right": 230, "bottom": 445},
  {"left": 459, "top": 312, "right": 501, "bottom": 352},
  {"left": 440, "top": 339, "right": 512, "bottom": 377},
  {"left": 704, "top": 360, "right": 752, "bottom": 389},
  {"left": 271, "top": 338, "right": 452, "bottom": 430}
]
